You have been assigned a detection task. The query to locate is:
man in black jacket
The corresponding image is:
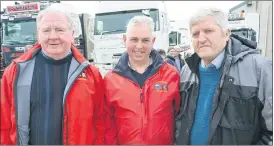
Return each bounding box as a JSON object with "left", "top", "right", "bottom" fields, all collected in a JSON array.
[
  {"left": 176, "top": 7, "right": 272, "bottom": 145},
  {"left": 166, "top": 46, "right": 185, "bottom": 72}
]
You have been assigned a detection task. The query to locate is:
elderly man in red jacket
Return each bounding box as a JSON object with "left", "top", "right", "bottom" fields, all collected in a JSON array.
[{"left": 1, "top": 5, "right": 105, "bottom": 145}]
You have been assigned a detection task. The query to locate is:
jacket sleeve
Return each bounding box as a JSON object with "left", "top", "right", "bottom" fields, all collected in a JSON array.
[
  {"left": 104, "top": 76, "right": 118, "bottom": 144},
  {"left": 256, "top": 58, "right": 273, "bottom": 145},
  {"left": 174, "top": 71, "right": 181, "bottom": 143},
  {"left": 91, "top": 66, "right": 105, "bottom": 144},
  {"left": 1, "top": 64, "right": 16, "bottom": 144},
  {"left": 174, "top": 71, "right": 181, "bottom": 115},
  {"left": 175, "top": 65, "right": 187, "bottom": 141}
]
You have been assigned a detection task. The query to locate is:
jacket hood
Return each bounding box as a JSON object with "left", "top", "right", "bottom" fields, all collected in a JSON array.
[
  {"left": 227, "top": 34, "right": 260, "bottom": 63},
  {"left": 185, "top": 34, "right": 260, "bottom": 73}
]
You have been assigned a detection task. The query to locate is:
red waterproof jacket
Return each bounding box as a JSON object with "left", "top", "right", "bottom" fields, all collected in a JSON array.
[
  {"left": 104, "top": 50, "right": 181, "bottom": 144},
  {"left": 0, "top": 43, "right": 105, "bottom": 145}
]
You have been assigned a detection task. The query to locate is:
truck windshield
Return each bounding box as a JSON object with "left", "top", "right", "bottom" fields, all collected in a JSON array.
[
  {"left": 169, "top": 31, "right": 177, "bottom": 46},
  {"left": 231, "top": 28, "right": 257, "bottom": 42},
  {"left": 2, "top": 20, "right": 37, "bottom": 44},
  {"left": 94, "top": 9, "right": 159, "bottom": 35}
]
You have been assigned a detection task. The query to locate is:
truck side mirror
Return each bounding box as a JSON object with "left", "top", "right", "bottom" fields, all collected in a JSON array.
[{"left": 79, "top": 37, "right": 84, "bottom": 46}]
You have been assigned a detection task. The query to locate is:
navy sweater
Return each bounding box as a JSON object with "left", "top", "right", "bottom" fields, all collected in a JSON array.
[
  {"left": 190, "top": 63, "right": 221, "bottom": 145},
  {"left": 29, "top": 50, "right": 72, "bottom": 145}
]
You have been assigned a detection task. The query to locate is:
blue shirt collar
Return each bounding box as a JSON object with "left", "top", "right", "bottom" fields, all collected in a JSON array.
[{"left": 201, "top": 49, "right": 225, "bottom": 69}]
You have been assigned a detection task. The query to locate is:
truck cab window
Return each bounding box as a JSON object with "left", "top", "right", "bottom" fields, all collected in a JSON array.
[
  {"left": 94, "top": 9, "right": 159, "bottom": 35},
  {"left": 2, "top": 20, "right": 37, "bottom": 44}
]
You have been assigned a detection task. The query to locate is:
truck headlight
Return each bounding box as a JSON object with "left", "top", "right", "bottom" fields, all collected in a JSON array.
[{"left": 8, "top": 17, "right": 15, "bottom": 21}]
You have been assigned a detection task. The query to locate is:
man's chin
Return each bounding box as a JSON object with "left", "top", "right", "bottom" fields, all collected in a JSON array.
[{"left": 134, "top": 55, "right": 145, "bottom": 59}]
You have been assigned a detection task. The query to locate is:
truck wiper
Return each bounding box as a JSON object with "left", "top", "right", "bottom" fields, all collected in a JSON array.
[
  {"left": 2, "top": 40, "right": 25, "bottom": 45},
  {"left": 100, "top": 29, "right": 124, "bottom": 35},
  {"left": 24, "top": 36, "right": 36, "bottom": 42}
]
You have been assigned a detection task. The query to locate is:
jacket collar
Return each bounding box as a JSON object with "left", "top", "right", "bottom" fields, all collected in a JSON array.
[
  {"left": 14, "top": 43, "right": 87, "bottom": 64},
  {"left": 185, "top": 35, "right": 260, "bottom": 74},
  {"left": 113, "top": 49, "right": 165, "bottom": 82}
]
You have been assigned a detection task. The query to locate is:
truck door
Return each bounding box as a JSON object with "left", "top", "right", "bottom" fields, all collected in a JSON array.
[{"left": 79, "top": 13, "right": 95, "bottom": 62}]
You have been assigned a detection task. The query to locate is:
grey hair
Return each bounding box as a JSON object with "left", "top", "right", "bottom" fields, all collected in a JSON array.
[
  {"left": 36, "top": 4, "right": 76, "bottom": 31},
  {"left": 126, "top": 15, "right": 155, "bottom": 34},
  {"left": 189, "top": 7, "right": 229, "bottom": 32}
]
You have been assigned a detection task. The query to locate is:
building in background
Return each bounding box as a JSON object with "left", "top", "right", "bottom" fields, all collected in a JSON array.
[{"left": 229, "top": 1, "right": 272, "bottom": 59}]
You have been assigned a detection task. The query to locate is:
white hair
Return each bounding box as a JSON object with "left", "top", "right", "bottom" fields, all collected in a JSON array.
[
  {"left": 36, "top": 3, "right": 77, "bottom": 31},
  {"left": 189, "top": 7, "right": 229, "bottom": 32},
  {"left": 126, "top": 15, "right": 155, "bottom": 34}
]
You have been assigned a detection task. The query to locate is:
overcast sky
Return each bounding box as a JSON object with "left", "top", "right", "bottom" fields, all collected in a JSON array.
[{"left": 1, "top": 1, "right": 243, "bottom": 27}]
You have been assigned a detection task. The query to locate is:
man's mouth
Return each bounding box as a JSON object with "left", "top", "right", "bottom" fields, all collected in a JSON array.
[
  {"left": 133, "top": 50, "right": 144, "bottom": 55},
  {"left": 200, "top": 45, "right": 210, "bottom": 48}
]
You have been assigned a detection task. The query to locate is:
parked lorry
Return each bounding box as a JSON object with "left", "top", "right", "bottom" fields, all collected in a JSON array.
[{"left": 228, "top": 12, "right": 259, "bottom": 43}]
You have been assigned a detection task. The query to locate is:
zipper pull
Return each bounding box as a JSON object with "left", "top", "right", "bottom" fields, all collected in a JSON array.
[{"left": 140, "top": 89, "right": 143, "bottom": 103}]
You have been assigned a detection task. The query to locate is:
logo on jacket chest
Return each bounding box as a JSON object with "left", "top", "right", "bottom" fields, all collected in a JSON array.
[
  {"left": 154, "top": 81, "right": 168, "bottom": 92},
  {"left": 77, "top": 72, "right": 87, "bottom": 81}
]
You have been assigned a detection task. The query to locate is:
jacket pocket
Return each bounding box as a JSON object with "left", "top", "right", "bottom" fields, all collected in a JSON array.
[
  {"left": 162, "top": 124, "right": 173, "bottom": 144},
  {"left": 151, "top": 123, "right": 173, "bottom": 144},
  {"left": 215, "top": 86, "right": 258, "bottom": 144},
  {"left": 219, "top": 94, "right": 256, "bottom": 130}
]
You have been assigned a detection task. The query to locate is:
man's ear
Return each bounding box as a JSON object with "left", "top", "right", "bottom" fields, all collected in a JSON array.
[
  {"left": 37, "top": 30, "right": 40, "bottom": 44},
  {"left": 225, "top": 29, "right": 231, "bottom": 41},
  {"left": 152, "top": 36, "right": 156, "bottom": 44},
  {"left": 72, "top": 30, "right": 75, "bottom": 41},
  {"left": 123, "top": 34, "right": 127, "bottom": 44}
]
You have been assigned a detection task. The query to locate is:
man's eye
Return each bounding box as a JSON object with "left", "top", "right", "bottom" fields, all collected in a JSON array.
[
  {"left": 56, "top": 29, "right": 65, "bottom": 32},
  {"left": 43, "top": 29, "right": 50, "bottom": 32},
  {"left": 205, "top": 29, "right": 213, "bottom": 33},
  {"left": 192, "top": 32, "right": 198, "bottom": 37}
]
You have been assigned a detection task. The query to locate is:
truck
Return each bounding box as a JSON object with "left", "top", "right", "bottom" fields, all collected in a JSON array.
[
  {"left": 0, "top": 1, "right": 94, "bottom": 76},
  {"left": 1, "top": 1, "right": 59, "bottom": 70},
  {"left": 92, "top": 1, "right": 175, "bottom": 75},
  {"left": 169, "top": 27, "right": 190, "bottom": 48},
  {"left": 228, "top": 12, "right": 259, "bottom": 43}
]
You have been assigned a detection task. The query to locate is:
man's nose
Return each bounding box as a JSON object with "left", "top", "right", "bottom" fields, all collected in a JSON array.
[
  {"left": 136, "top": 40, "right": 143, "bottom": 49},
  {"left": 48, "top": 30, "right": 59, "bottom": 39},
  {"left": 198, "top": 32, "right": 207, "bottom": 43}
]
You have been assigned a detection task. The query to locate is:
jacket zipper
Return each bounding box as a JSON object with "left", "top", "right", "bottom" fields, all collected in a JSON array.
[
  {"left": 140, "top": 89, "right": 144, "bottom": 143},
  {"left": 14, "top": 64, "right": 20, "bottom": 145},
  {"left": 140, "top": 89, "right": 143, "bottom": 103},
  {"left": 62, "top": 65, "right": 89, "bottom": 145},
  {"left": 114, "top": 63, "right": 165, "bottom": 143}
]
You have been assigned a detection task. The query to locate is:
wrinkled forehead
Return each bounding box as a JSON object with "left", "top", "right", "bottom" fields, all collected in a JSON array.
[{"left": 190, "top": 16, "right": 220, "bottom": 31}]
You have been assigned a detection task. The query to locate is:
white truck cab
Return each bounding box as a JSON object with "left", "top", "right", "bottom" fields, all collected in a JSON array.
[
  {"left": 92, "top": 1, "right": 170, "bottom": 75},
  {"left": 228, "top": 12, "right": 259, "bottom": 43}
]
